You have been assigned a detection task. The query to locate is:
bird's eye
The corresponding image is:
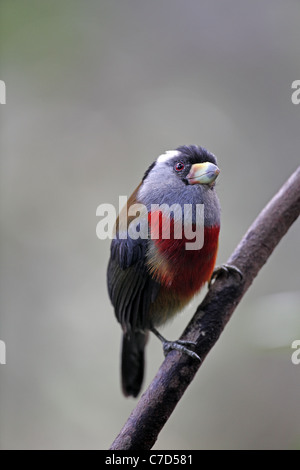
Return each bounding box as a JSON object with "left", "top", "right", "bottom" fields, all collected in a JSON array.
[{"left": 175, "top": 162, "right": 185, "bottom": 172}]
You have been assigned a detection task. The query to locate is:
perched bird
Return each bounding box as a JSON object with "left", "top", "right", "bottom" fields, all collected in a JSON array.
[{"left": 107, "top": 145, "right": 221, "bottom": 397}]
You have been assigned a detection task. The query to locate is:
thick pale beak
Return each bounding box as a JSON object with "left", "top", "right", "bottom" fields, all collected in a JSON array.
[{"left": 187, "top": 162, "right": 220, "bottom": 185}]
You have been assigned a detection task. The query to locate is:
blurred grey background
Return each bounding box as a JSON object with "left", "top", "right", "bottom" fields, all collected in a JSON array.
[{"left": 0, "top": 0, "right": 300, "bottom": 450}]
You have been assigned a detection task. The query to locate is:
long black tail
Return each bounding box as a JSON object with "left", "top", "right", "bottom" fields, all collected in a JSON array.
[{"left": 121, "top": 331, "right": 147, "bottom": 397}]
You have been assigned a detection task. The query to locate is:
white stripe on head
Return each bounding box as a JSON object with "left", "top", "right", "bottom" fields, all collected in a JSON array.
[{"left": 156, "top": 150, "right": 180, "bottom": 163}]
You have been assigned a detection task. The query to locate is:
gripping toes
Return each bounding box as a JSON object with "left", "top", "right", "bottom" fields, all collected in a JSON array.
[
  {"left": 163, "top": 340, "right": 201, "bottom": 361},
  {"left": 209, "top": 263, "right": 243, "bottom": 288}
]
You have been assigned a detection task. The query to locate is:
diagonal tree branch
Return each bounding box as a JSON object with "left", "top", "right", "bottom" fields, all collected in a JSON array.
[{"left": 110, "top": 166, "right": 300, "bottom": 450}]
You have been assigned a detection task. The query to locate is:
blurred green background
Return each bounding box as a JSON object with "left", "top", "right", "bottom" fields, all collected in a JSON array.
[{"left": 0, "top": 0, "right": 300, "bottom": 450}]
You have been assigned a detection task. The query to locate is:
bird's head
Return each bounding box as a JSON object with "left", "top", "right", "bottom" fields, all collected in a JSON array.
[{"left": 138, "top": 145, "right": 221, "bottom": 226}]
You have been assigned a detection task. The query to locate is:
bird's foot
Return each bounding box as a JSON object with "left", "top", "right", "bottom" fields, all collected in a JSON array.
[
  {"left": 163, "top": 339, "right": 201, "bottom": 361},
  {"left": 208, "top": 263, "right": 243, "bottom": 288},
  {"left": 151, "top": 327, "right": 201, "bottom": 361}
]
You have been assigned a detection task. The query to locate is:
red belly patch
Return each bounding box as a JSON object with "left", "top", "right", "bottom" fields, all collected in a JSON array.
[{"left": 148, "top": 212, "right": 220, "bottom": 298}]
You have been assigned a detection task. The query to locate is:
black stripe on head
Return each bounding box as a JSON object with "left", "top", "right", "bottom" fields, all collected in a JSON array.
[
  {"left": 176, "top": 145, "right": 217, "bottom": 166},
  {"left": 142, "top": 161, "right": 156, "bottom": 182}
]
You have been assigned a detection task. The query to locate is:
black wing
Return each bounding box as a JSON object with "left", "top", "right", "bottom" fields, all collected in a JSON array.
[{"left": 107, "top": 236, "right": 160, "bottom": 333}]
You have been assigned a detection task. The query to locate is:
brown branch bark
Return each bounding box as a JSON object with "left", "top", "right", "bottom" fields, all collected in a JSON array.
[{"left": 110, "top": 166, "right": 300, "bottom": 450}]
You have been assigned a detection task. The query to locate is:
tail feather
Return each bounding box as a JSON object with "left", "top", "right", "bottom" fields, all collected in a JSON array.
[{"left": 121, "top": 331, "right": 147, "bottom": 397}]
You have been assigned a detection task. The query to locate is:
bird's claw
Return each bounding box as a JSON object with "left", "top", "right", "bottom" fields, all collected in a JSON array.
[
  {"left": 151, "top": 327, "right": 201, "bottom": 361},
  {"left": 208, "top": 263, "right": 243, "bottom": 288},
  {"left": 162, "top": 339, "right": 201, "bottom": 361}
]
